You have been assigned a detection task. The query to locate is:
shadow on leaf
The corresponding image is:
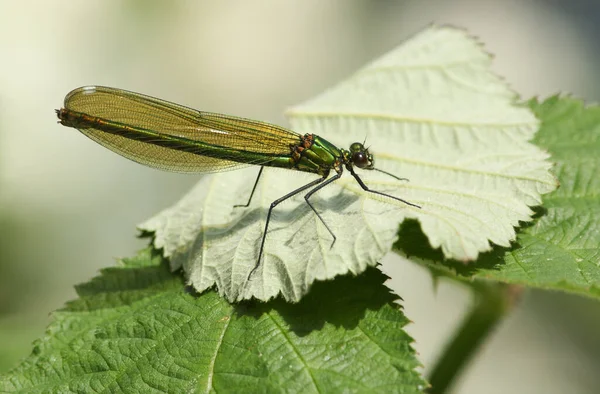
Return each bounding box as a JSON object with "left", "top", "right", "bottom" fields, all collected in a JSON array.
[
  {"left": 234, "top": 266, "right": 400, "bottom": 336},
  {"left": 393, "top": 211, "right": 548, "bottom": 278}
]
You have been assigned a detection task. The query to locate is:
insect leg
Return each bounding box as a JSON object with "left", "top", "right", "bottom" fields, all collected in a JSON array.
[
  {"left": 349, "top": 167, "right": 421, "bottom": 209},
  {"left": 303, "top": 172, "right": 342, "bottom": 249},
  {"left": 234, "top": 166, "right": 264, "bottom": 208},
  {"left": 248, "top": 174, "right": 327, "bottom": 280}
]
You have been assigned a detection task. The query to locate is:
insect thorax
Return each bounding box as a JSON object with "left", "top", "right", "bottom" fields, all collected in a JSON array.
[{"left": 289, "top": 134, "right": 342, "bottom": 176}]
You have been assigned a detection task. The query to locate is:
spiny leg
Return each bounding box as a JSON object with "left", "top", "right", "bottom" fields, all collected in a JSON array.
[
  {"left": 303, "top": 172, "right": 342, "bottom": 249},
  {"left": 349, "top": 167, "right": 421, "bottom": 209},
  {"left": 234, "top": 166, "right": 264, "bottom": 208},
  {"left": 247, "top": 175, "right": 327, "bottom": 281}
]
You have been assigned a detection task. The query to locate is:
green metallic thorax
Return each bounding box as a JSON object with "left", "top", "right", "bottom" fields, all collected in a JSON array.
[
  {"left": 300, "top": 136, "right": 342, "bottom": 175},
  {"left": 266, "top": 135, "right": 342, "bottom": 176}
]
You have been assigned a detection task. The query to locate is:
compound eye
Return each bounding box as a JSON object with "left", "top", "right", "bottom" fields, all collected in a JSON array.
[{"left": 352, "top": 151, "right": 369, "bottom": 168}]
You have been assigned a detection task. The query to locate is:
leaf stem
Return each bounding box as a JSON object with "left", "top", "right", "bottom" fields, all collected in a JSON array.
[{"left": 426, "top": 283, "right": 523, "bottom": 394}]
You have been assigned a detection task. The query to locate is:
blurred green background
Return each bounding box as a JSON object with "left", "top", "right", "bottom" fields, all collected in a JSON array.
[{"left": 1, "top": 1, "right": 599, "bottom": 393}]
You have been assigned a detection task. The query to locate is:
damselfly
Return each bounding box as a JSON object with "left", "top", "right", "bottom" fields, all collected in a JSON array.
[{"left": 56, "top": 86, "right": 420, "bottom": 278}]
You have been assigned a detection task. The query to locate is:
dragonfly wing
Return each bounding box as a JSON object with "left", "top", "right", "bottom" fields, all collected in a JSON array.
[
  {"left": 62, "top": 86, "right": 301, "bottom": 173},
  {"left": 77, "top": 126, "right": 248, "bottom": 173}
]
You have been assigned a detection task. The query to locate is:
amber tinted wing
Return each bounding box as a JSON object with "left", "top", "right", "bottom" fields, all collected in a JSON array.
[{"left": 61, "top": 86, "right": 301, "bottom": 173}]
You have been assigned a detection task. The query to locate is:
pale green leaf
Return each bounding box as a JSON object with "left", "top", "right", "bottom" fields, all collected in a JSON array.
[
  {"left": 0, "top": 249, "right": 425, "bottom": 394},
  {"left": 140, "top": 26, "right": 556, "bottom": 302},
  {"left": 396, "top": 97, "right": 600, "bottom": 299}
]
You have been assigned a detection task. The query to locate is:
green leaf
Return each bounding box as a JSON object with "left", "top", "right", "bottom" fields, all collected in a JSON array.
[
  {"left": 140, "top": 25, "right": 555, "bottom": 302},
  {"left": 0, "top": 248, "right": 425, "bottom": 393},
  {"left": 396, "top": 97, "right": 600, "bottom": 299}
]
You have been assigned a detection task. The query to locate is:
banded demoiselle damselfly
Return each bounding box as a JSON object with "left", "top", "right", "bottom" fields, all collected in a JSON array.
[{"left": 56, "top": 86, "right": 420, "bottom": 279}]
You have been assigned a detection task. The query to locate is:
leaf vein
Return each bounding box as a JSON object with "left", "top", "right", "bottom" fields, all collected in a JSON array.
[{"left": 266, "top": 313, "right": 321, "bottom": 393}]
